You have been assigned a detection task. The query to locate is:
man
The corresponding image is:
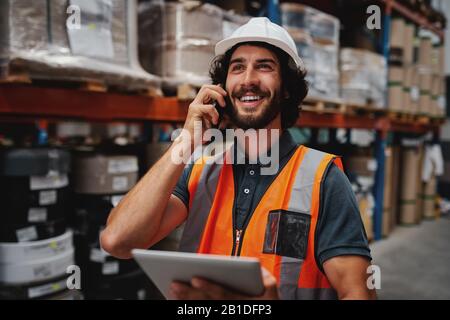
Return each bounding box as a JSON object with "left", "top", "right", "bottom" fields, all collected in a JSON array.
[{"left": 101, "top": 17, "right": 376, "bottom": 300}]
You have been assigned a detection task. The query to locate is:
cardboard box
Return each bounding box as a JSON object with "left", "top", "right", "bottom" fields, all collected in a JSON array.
[
  {"left": 430, "top": 75, "right": 441, "bottom": 117},
  {"left": 345, "top": 154, "right": 376, "bottom": 241},
  {"left": 388, "top": 67, "right": 404, "bottom": 111},
  {"left": 383, "top": 147, "right": 394, "bottom": 237},
  {"left": 403, "top": 23, "right": 415, "bottom": 65},
  {"left": 400, "top": 147, "right": 419, "bottom": 224},
  {"left": 409, "top": 66, "right": 420, "bottom": 114},
  {"left": 418, "top": 68, "right": 432, "bottom": 115},
  {"left": 403, "top": 65, "right": 415, "bottom": 113},
  {"left": 415, "top": 144, "right": 425, "bottom": 222},
  {"left": 389, "top": 18, "right": 405, "bottom": 65},
  {"left": 358, "top": 194, "right": 374, "bottom": 242},
  {"left": 340, "top": 48, "right": 387, "bottom": 108},
  {"left": 423, "top": 174, "right": 437, "bottom": 219},
  {"left": 391, "top": 145, "right": 402, "bottom": 229},
  {"left": 418, "top": 37, "right": 432, "bottom": 66},
  {"left": 345, "top": 156, "right": 377, "bottom": 177}
]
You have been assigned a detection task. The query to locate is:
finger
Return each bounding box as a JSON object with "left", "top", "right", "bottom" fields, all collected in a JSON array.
[
  {"left": 198, "top": 104, "right": 220, "bottom": 125},
  {"left": 197, "top": 87, "right": 227, "bottom": 107},
  {"left": 260, "top": 267, "right": 279, "bottom": 299},
  {"left": 170, "top": 282, "right": 209, "bottom": 300},
  {"left": 261, "top": 267, "right": 277, "bottom": 286},
  {"left": 170, "top": 282, "right": 190, "bottom": 300},
  {"left": 191, "top": 277, "right": 247, "bottom": 300},
  {"left": 191, "top": 278, "right": 225, "bottom": 299},
  {"left": 202, "top": 84, "right": 228, "bottom": 97}
]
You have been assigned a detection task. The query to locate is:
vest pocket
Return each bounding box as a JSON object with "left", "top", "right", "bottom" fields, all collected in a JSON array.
[{"left": 263, "top": 209, "right": 310, "bottom": 260}]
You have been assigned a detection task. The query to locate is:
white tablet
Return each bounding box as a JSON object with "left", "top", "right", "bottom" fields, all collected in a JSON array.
[{"left": 132, "top": 249, "right": 264, "bottom": 299}]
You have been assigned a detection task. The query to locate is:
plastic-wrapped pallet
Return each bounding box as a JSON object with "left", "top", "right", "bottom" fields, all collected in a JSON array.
[
  {"left": 280, "top": 3, "right": 339, "bottom": 46},
  {"left": 340, "top": 48, "right": 387, "bottom": 108},
  {"left": 0, "top": 0, "right": 160, "bottom": 91},
  {"left": 139, "top": 1, "right": 225, "bottom": 88},
  {"left": 308, "top": 69, "right": 340, "bottom": 100},
  {"left": 289, "top": 38, "right": 339, "bottom": 100},
  {"left": 311, "top": 42, "right": 340, "bottom": 99},
  {"left": 281, "top": 3, "right": 340, "bottom": 100},
  {"left": 289, "top": 31, "right": 314, "bottom": 71}
]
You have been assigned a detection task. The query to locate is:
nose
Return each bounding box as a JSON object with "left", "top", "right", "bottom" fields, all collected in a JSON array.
[{"left": 241, "top": 66, "right": 260, "bottom": 88}]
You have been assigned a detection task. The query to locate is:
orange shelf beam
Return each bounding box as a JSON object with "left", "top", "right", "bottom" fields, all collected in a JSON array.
[
  {"left": 0, "top": 84, "right": 443, "bottom": 134},
  {"left": 0, "top": 84, "right": 189, "bottom": 122}
]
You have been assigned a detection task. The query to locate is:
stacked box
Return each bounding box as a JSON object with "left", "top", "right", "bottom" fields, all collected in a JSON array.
[
  {"left": 390, "top": 145, "right": 402, "bottom": 230},
  {"left": 437, "top": 76, "right": 447, "bottom": 117},
  {"left": 383, "top": 147, "right": 394, "bottom": 237},
  {"left": 400, "top": 147, "right": 420, "bottom": 224},
  {"left": 0, "top": 0, "right": 159, "bottom": 90},
  {"left": 402, "top": 65, "right": 414, "bottom": 113},
  {"left": 389, "top": 18, "right": 405, "bottom": 66},
  {"left": 430, "top": 75, "right": 440, "bottom": 117},
  {"left": 409, "top": 66, "right": 421, "bottom": 114},
  {"left": 139, "top": 2, "right": 221, "bottom": 86},
  {"left": 280, "top": 3, "right": 339, "bottom": 46},
  {"left": 139, "top": 2, "right": 250, "bottom": 88},
  {"left": 403, "top": 23, "right": 415, "bottom": 65},
  {"left": 340, "top": 48, "right": 387, "bottom": 108},
  {"left": 418, "top": 66, "right": 433, "bottom": 115},
  {"left": 422, "top": 174, "right": 437, "bottom": 219},
  {"left": 418, "top": 37, "right": 432, "bottom": 66},
  {"left": 281, "top": 3, "right": 340, "bottom": 100},
  {"left": 344, "top": 154, "right": 377, "bottom": 241},
  {"left": 415, "top": 144, "right": 425, "bottom": 222},
  {"left": 388, "top": 67, "right": 404, "bottom": 112},
  {"left": 401, "top": 24, "right": 416, "bottom": 113}
]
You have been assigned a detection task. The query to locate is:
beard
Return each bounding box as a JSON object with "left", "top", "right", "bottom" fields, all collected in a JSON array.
[{"left": 228, "top": 87, "right": 283, "bottom": 130}]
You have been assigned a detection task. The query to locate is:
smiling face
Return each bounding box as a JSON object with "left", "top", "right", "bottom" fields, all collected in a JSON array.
[{"left": 225, "top": 44, "right": 284, "bottom": 130}]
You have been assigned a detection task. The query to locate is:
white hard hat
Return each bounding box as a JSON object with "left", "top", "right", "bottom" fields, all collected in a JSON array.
[{"left": 215, "top": 17, "right": 304, "bottom": 70}]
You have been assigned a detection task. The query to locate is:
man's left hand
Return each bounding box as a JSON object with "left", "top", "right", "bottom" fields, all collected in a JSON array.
[{"left": 170, "top": 267, "right": 279, "bottom": 300}]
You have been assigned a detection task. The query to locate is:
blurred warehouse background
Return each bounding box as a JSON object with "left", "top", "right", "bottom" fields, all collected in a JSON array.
[{"left": 0, "top": 0, "right": 449, "bottom": 300}]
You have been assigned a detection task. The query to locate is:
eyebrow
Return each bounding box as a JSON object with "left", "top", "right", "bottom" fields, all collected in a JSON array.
[{"left": 229, "top": 58, "right": 278, "bottom": 65}]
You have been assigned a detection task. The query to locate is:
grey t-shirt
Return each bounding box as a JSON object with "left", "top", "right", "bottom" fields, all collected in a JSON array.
[{"left": 172, "top": 133, "right": 371, "bottom": 272}]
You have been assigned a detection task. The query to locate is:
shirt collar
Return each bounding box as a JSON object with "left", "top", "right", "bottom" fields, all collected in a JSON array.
[{"left": 232, "top": 129, "right": 298, "bottom": 166}]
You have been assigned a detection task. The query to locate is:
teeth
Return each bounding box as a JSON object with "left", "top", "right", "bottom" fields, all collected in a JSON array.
[{"left": 240, "top": 96, "right": 262, "bottom": 102}]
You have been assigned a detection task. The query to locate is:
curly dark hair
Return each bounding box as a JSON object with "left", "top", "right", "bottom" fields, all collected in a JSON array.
[{"left": 209, "top": 41, "right": 308, "bottom": 129}]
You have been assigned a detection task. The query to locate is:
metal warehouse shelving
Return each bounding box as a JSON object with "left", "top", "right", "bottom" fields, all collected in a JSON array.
[
  {"left": 0, "top": 83, "right": 444, "bottom": 132},
  {"left": 0, "top": 0, "right": 447, "bottom": 242}
]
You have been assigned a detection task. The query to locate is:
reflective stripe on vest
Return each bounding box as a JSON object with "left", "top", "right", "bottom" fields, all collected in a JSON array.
[{"left": 179, "top": 145, "right": 342, "bottom": 300}]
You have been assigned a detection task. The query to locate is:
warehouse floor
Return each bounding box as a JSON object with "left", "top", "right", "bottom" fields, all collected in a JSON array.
[{"left": 370, "top": 214, "right": 450, "bottom": 300}]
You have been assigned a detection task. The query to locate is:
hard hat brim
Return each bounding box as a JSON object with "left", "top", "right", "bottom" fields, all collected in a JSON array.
[{"left": 215, "top": 36, "right": 305, "bottom": 71}]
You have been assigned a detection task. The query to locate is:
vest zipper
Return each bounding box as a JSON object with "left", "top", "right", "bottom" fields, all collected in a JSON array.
[{"left": 233, "top": 229, "right": 242, "bottom": 256}]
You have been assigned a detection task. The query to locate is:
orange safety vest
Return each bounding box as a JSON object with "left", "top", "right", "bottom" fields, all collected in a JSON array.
[{"left": 179, "top": 145, "right": 344, "bottom": 300}]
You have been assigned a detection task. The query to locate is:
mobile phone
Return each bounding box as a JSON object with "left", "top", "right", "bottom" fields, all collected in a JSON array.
[
  {"left": 213, "top": 101, "right": 224, "bottom": 129},
  {"left": 213, "top": 92, "right": 232, "bottom": 129}
]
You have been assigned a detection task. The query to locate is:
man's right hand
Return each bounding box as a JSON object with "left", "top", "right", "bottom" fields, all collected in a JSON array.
[{"left": 182, "top": 84, "right": 227, "bottom": 148}]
